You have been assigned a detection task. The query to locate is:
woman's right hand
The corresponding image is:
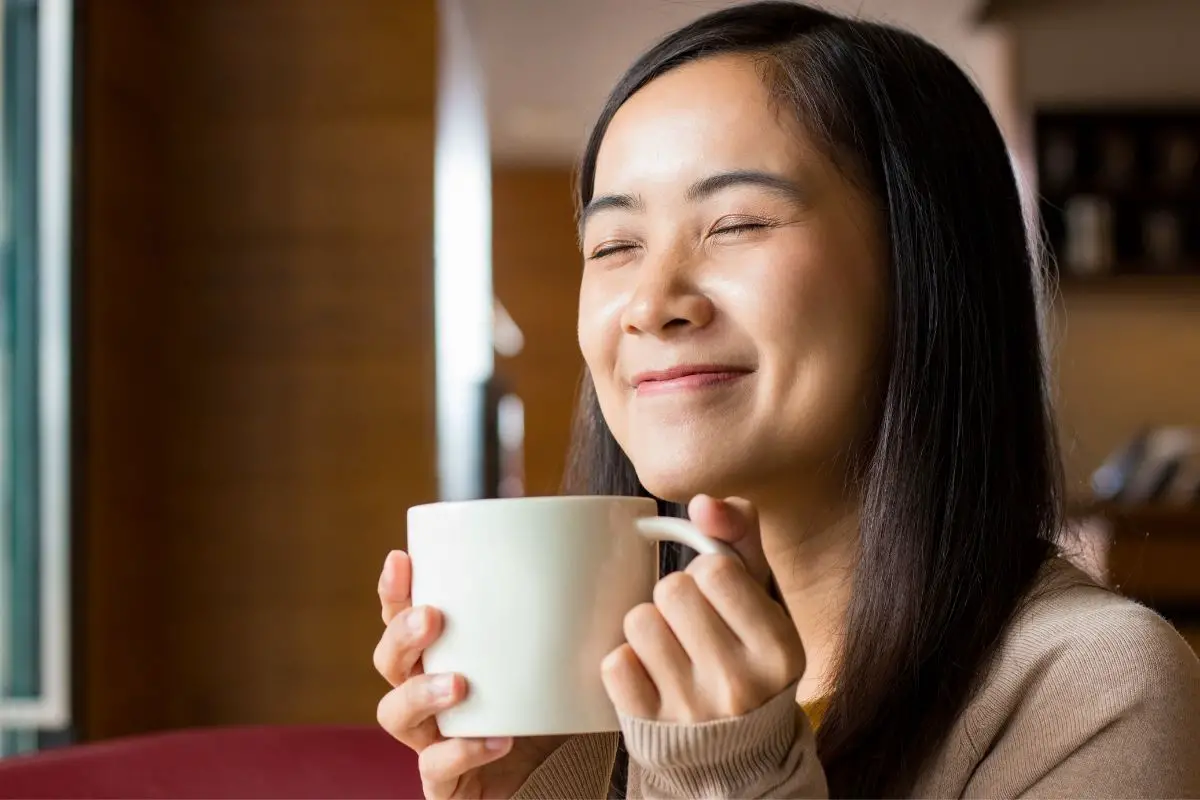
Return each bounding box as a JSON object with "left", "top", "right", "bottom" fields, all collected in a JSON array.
[{"left": 374, "top": 550, "right": 564, "bottom": 799}]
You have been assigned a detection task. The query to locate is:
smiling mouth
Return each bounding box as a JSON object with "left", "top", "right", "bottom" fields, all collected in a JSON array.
[{"left": 631, "top": 365, "right": 752, "bottom": 396}]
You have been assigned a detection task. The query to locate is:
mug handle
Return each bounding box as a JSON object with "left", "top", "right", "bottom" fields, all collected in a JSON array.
[{"left": 634, "top": 516, "right": 741, "bottom": 562}]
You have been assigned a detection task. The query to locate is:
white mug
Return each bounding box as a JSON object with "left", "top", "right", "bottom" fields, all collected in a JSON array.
[{"left": 406, "top": 495, "right": 737, "bottom": 738}]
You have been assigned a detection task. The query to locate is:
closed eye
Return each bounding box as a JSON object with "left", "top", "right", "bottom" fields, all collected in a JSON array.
[
  {"left": 713, "top": 222, "right": 768, "bottom": 236},
  {"left": 709, "top": 216, "right": 779, "bottom": 239},
  {"left": 588, "top": 242, "right": 638, "bottom": 260}
]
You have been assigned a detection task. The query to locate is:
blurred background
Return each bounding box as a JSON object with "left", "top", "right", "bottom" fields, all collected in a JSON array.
[{"left": 1, "top": 0, "right": 1198, "bottom": 757}]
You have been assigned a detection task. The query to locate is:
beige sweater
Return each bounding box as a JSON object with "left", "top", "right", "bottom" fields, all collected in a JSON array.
[{"left": 515, "top": 559, "right": 1200, "bottom": 798}]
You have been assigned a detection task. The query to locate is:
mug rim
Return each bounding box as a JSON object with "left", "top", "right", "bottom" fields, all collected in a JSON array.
[{"left": 408, "top": 495, "right": 658, "bottom": 515}]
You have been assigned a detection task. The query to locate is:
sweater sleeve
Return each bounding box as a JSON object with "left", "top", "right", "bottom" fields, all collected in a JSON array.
[
  {"left": 964, "top": 602, "right": 1200, "bottom": 799},
  {"left": 620, "top": 683, "right": 828, "bottom": 799},
  {"left": 512, "top": 732, "right": 619, "bottom": 800}
]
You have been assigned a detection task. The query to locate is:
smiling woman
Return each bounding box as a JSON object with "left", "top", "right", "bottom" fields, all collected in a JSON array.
[{"left": 373, "top": 2, "right": 1200, "bottom": 798}]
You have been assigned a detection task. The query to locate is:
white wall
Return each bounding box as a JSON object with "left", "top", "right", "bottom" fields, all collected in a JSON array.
[
  {"left": 1012, "top": 0, "right": 1200, "bottom": 106},
  {"left": 471, "top": 0, "right": 1004, "bottom": 165}
]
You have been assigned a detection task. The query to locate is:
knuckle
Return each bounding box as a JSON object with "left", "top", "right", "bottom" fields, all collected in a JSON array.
[
  {"left": 375, "top": 629, "right": 418, "bottom": 687},
  {"left": 716, "top": 676, "right": 753, "bottom": 715},
  {"left": 385, "top": 678, "right": 432, "bottom": 731},
  {"left": 375, "top": 692, "right": 393, "bottom": 731},
  {"left": 391, "top": 607, "right": 420, "bottom": 642},
  {"left": 782, "top": 640, "right": 807, "bottom": 682},
  {"left": 760, "top": 650, "right": 787, "bottom": 682},
  {"left": 624, "top": 602, "right": 662, "bottom": 642},
  {"left": 372, "top": 636, "right": 393, "bottom": 680},
  {"left": 689, "top": 554, "right": 740, "bottom": 593},
  {"left": 407, "top": 673, "right": 441, "bottom": 709},
  {"left": 417, "top": 746, "right": 444, "bottom": 780},
  {"left": 653, "top": 571, "right": 697, "bottom": 609},
  {"left": 603, "top": 644, "right": 644, "bottom": 689},
  {"left": 600, "top": 644, "right": 628, "bottom": 679},
  {"left": 418, "top": 740, "right": 470, "bottom": 785},
  {"left": 761, "top": 639, "right": 805, "bottom": 687},
  {"left": 376, "top": 687, "right": 412, "bottom": 740}
]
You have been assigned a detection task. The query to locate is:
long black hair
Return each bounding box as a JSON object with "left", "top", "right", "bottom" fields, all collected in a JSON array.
[{"left": 563, "top": 2, "right": 1062, "bottom": 797}]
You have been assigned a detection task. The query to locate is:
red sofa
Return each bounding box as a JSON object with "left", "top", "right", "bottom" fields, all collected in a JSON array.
[{"left": 0, "top": 725, "right": 422, "bottom": 799}]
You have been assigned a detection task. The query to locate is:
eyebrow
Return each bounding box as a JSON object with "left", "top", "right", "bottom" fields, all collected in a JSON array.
[
  {"left": 580, "top": 169, "right": 804, "bottom": 230},
  {"left": 685, "top": 169, "right": 806, "bottom": 204}
]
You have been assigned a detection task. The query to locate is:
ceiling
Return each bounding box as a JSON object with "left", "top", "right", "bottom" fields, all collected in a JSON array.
[{"left": 463, "top": 0, "right": 989, "bottom": 164}]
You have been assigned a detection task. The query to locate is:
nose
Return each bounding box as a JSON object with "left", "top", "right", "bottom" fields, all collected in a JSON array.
[{"left": 620, "top": 248, "right": 715, "bottom": 336}]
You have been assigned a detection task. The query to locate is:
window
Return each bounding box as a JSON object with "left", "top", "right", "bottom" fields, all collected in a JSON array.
[{"left": 0, "top": 0, "right": 72, "bottom": 757}]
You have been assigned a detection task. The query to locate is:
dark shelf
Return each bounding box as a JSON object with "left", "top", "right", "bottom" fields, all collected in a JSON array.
[
  {"left": 1034, "top": 108, "right": 1200, "bottom": 276},
  {"left": 1055, "top": 271, "right": 1200, "bottom": 296},
  {"left": 1070, "top": 502, "right": 1200, "bottom": 536}
]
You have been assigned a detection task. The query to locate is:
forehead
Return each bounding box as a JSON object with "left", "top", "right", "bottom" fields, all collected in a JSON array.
[{"left": 593, "top": 54, "right": 815, "bottom": 194}]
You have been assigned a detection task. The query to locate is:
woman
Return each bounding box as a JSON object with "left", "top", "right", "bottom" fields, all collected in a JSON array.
[{"left": 374, "top": 2, "right": 1200, "bottom": 797}]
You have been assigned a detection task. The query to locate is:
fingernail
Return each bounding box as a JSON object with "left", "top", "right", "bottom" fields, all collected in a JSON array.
[
  {"left": 485, "top": 737, "right": 510, "bottom": 751},
  {"left": 407, "top": 608, "right": 427, "bottom": 635},
  {"left": 430, "top": 674, "right": 456, "bottom": 700}
]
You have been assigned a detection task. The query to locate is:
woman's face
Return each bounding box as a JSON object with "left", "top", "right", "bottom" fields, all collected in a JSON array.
[{"left": 578, "top": 54, "right": 887, "bottom": 505}]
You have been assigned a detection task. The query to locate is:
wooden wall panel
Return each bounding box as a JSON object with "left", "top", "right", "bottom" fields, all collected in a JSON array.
[
  {"left": 491, "top": 166, "right": 583, "bottom": 497},
  {"left": 154, "top": 0, "right": 438, "bottom": 731},
  {"left": 77, "top": 0, "right": 172, "bottom": 740},
  {"left": 79, "top": 0, "right": 437, "bottom": 738}
]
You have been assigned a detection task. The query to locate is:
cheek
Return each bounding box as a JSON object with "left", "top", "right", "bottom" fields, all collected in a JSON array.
[
  {"left": 755, "top": 229, "right": 887, "bottom": 437},
  {"left": 577, "top": 273, "right": 629, "bottom": 368},
  {"left": 577, "top": 275, "right": 629, "bottom": 426},
  {"left": 576, "top": 279, "right": 606, "bottom": 372}
]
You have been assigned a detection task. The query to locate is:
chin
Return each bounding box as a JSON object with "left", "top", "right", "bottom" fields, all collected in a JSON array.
[{"left": 631, "top": 455, "right": 742, "bottom": 506}]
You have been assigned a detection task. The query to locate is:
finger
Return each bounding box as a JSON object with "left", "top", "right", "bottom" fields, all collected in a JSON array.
[
  {"left": 688, "top": 495, "right": 772, "bottom": 587},
  {"left": 374, "top": 606, "right": 442, "bottom": 687},
  {"left": 419, "top": 737, "right": 513, "bottom": 799},
  {"left": 654, "top": 567, "right": 742, "bottom": 669},
  {"left": 601, "top": 643, "right": 659, "bottom": 718},
  {"left": 379, "top": 550, "right": 413, "bottom": 624},
  {"left": 687, "top": 553, "right": 790, "bottom": 647},
  {"left": 376, "top": 672, "right": 464, "bottom": 752},
  {"left": 622, "top": 602, "right": 691, "bottom": 706}
]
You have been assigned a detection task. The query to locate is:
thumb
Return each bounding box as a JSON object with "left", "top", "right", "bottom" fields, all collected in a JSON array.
[{"left": 687, "top": 494, "right": 772, "bottom": 588}]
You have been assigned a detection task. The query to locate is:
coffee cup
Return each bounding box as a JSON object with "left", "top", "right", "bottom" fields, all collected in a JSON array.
[{"left": 406, "top": 495, "right": 737, "bottom": 737}]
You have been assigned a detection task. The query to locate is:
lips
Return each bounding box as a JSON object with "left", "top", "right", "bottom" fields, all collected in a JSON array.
[{"left": 631, "top": 364, "right": 752, "bottom": 395}]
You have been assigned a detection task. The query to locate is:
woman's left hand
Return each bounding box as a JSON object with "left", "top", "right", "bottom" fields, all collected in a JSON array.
[{"left": 600, "top": 495, "right": 807, "bottom": 723}]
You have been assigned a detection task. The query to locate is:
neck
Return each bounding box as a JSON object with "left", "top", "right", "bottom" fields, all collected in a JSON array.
[{"left": 756, "top": 497, "right": 858, "bottom": 704}]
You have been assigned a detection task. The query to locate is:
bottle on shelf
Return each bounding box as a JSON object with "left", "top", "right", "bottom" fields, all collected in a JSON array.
[{"left": 1063, "top": 195, "right": 1115, "bottom": 277}]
